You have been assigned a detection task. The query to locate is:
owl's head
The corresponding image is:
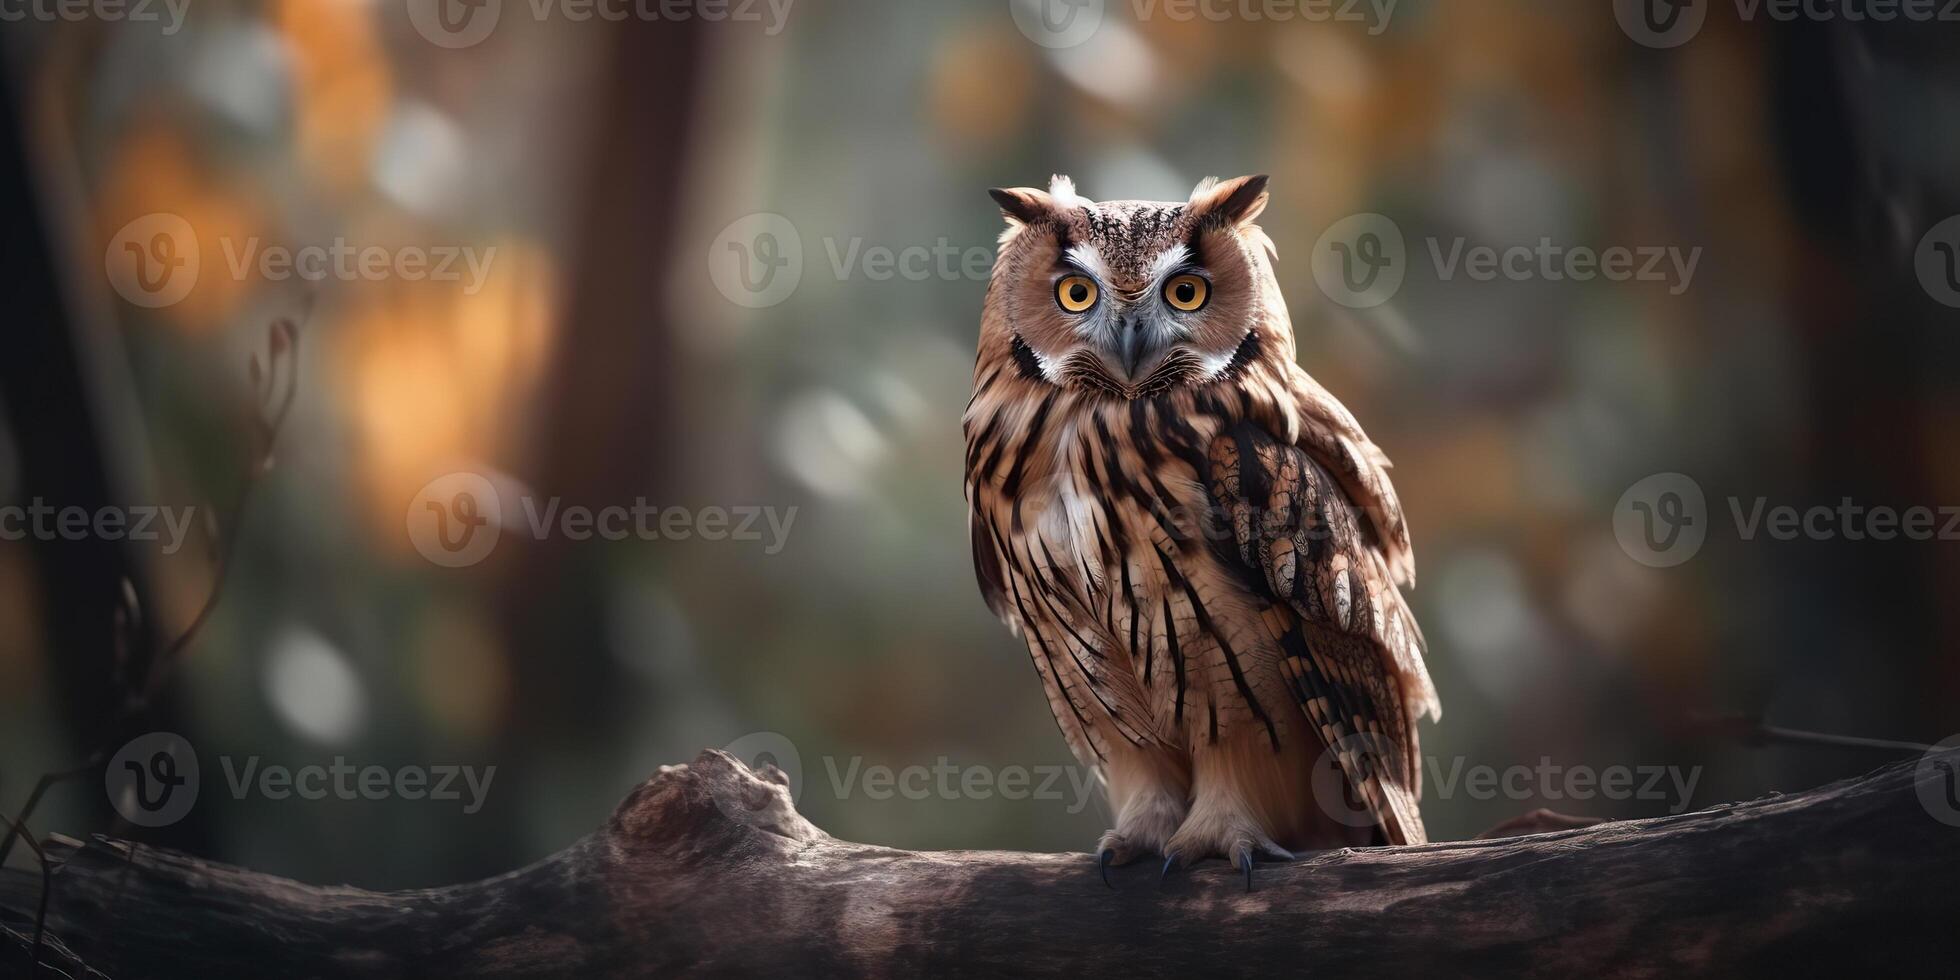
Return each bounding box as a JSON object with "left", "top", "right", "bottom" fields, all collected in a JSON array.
[{"left": 981, "top": 174, "right": 1284, "bottom": 399}]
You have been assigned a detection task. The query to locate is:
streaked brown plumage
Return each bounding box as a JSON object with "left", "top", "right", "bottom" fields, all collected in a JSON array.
[{"left": 964, "top": 175, "right": 1439, "bottom": 877}]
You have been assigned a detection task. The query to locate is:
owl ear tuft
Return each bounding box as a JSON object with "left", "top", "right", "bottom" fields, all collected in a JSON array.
[
  {"left": 1188, "top": 174, "right": 1270, "bottom": 228},
  {"left": 989, "top": 187, "right": 1053, "bottom": 226}
]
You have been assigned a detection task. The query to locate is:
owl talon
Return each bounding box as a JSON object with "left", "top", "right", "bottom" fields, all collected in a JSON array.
[
  {"left": 1241, "top": 851, "right": 1254, "bottom": 893},
  {"left": 1100, "top": 849, "right": 1116, "bottom": 889},
  {"left": 1160, "top": 852, "right": 1181, "bottom": 882}
]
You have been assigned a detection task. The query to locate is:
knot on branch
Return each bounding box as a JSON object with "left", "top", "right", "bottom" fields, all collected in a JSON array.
[{"left": 609, "top": 750, "right": 822, "bottom": 851}]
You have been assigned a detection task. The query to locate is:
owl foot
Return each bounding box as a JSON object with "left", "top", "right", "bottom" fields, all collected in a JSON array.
[
  {"left": 1161, "top": 817, "right": 1294, "bottom": 891},
  {"left": 1093, "top": 762, "right": 1188, "bottom": 886},
  {"left": 1093, "top": 829, "right": 1158, "bottom": 888},
  {"left": 1230, "top": 840, "right": 1290, "bottom": 893}
]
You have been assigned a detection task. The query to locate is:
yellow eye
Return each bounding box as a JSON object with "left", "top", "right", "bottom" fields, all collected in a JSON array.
[
  {"left": 1055, "top": 275, "right": 1098, "bottom": 313},
  {"left": 1164, "top": 274, "right": 1209, "bottom": 312}
]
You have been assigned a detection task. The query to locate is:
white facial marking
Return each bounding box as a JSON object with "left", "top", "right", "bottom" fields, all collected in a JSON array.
[
  {"left": 1145, "top": 244, "right": 1191, "bottom": 290},
  {"left": 1196, "top": 347, "right": 1239, "bottom": 379},
  {"left": 1065, "top": 243, "right": 1111, "bottom": 284},
  {"left": 1031, "top": 345, "right": 1063, "bottom": 384}
]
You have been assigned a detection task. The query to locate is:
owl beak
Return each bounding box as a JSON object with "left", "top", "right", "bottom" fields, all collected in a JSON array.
[{"left": 1112, "top": 314, "right": 1168, "bottom": 382}]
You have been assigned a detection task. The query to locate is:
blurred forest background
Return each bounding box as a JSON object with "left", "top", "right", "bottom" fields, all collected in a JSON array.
[{"left": 3, "top": 1, "right": 1958, "bottom": 889}]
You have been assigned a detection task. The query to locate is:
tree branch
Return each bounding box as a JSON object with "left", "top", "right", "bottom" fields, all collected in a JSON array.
[{"left": 4, "top": 748, "right": 1957, "bottom": 977}]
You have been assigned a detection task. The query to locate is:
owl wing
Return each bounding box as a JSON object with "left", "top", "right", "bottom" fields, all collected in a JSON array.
[{"left": 1206, "top": 420, "right": 1434, "bottom": 845}]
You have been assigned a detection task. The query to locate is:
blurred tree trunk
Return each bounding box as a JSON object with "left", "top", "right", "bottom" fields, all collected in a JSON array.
[
  {"left": 491, "top": 20, "right": 704, "bottom": 812},
  {"left": 1768, "top": 18, "right": 1959, "bottom": 745},
  {"left": 0, "top": 41, "right": 168, "bottom": 832}
]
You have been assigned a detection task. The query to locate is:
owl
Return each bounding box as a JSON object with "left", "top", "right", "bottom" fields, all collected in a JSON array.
[{"left": 964, "top": 174, "right": 1439, "bottom": 888}]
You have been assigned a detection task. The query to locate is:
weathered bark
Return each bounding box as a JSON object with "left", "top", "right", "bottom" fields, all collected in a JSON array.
[{"left": 4, "top": 749, "right": 1957, "bottom": 978}]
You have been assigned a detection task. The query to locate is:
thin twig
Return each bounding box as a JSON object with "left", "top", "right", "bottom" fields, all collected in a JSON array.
[
  {"left": 0, "top": 759, "right": 100, "bottom": 870},
  {"left": 1693, "top": 712, "right": 1936, "bottom": 754},
  {"left": 1750, "top": 724, "right": 1934, "bottom": 754},
  {"left": 137, "top": 314, "right": 299, "bottom": 708},
  {"left": 0, "top": 314, "right": 304, "bottom": 970},
  {"left": 0, "top": 812, "right": 52, "bottom": 969}
]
